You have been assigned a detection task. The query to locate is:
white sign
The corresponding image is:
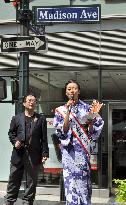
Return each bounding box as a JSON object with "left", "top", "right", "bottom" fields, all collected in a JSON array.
[{"left": 1, "top": 35, "right": 47, "bottom": 53}]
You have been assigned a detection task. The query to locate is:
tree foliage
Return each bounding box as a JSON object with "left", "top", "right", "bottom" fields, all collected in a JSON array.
[{"left": 113, "top": 179, "right": 126, "bottom": 204}]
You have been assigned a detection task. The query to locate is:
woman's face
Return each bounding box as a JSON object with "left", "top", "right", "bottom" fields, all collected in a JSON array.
[{"left": 66, "top": 82, "right": 80, "bottom": 100}]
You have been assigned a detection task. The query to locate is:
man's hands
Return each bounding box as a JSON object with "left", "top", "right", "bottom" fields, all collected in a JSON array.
[
  {"left": 42, "top": 157, "right": 48, "bottom": 163},
  {"left": 15, "top": 140, "right": 23, "bottom": 149},
  {"left": 15, "top": 141, "right": 48, "bottom": 163}
]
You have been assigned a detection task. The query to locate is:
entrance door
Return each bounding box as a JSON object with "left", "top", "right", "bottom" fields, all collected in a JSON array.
[{"left": 108, "top": 103, "right": 126, "bottom": 191}]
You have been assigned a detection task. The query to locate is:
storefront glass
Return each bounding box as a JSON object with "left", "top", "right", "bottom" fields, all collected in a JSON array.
[
  {"left": 112, "top": 109, "right": 126, "bottom": 180},
  {"left": 102, "top": 70, "right": 126, "bottom": 100}
]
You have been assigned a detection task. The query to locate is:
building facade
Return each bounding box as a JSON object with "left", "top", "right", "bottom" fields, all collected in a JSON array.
[{"left": 0, "top": 0, "right": 126, "bottom": 194}]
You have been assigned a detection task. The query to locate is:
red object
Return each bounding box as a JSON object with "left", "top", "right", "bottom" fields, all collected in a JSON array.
[
  {"left": 91, "top": 164, "right": 98, "bottom": 170},
  {"left": 44, "top": 168, "right": 63, "bottom": 174},
  {"left": 13, "top": 0, "right": 20, "bottom": 7}
]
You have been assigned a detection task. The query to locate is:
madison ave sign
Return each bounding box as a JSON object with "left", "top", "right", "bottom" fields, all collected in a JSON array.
[{"left": 33, "top": 5, "right": 101, "bottom": 25}]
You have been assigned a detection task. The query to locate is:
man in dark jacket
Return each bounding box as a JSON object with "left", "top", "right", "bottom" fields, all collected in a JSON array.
[{"left": 3, "top": 93, "right": 49, "bottom": 205}]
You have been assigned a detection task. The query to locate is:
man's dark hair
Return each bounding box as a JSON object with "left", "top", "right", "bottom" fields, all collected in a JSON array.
[
  {"left": 23, "top": 93, "right": 37, "bottom": 102},
  {"left": 65, "top": 79, "right": 81, "bottom": 91}
]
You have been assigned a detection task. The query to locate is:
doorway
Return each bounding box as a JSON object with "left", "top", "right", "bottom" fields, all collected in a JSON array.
[
  {"left": 108, "top": 103, "right": 126, "bottom": 191},
  {"left": 112, "top": 109, "right": 126, "bottom": 179}
]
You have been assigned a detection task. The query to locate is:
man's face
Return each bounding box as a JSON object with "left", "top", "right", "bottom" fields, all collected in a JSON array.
[{"left": 23, "top": 95, "right": 37, "bottom": 111}]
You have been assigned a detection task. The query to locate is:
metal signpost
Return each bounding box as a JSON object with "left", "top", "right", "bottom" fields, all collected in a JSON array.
[{"left": 18, "top": 0, "right": 29, "bottom": 113}]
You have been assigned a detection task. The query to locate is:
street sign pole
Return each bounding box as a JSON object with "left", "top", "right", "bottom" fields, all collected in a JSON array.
[
  {"left": 18, "top": 0, "right": 29, "bottom": 113},
  {"left": 18, "top": 0, "right": 30, "bottom": 193}
]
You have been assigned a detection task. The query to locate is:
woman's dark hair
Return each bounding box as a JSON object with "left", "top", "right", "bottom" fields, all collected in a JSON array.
[
  {"left": 23, "top": 93, "right": 37, "bottom": 102},
  {"left": 65, "top": 79, "right": 81, "bottom": 91}
]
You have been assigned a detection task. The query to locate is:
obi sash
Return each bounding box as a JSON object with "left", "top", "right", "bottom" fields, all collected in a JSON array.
[{"left": 56, "top": 106, "right": 91, "bottom": 160}]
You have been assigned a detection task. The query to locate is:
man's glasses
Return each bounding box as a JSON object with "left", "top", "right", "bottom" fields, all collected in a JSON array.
[{"left": 26, "top": 99, "right": 37, "bottom": 103}]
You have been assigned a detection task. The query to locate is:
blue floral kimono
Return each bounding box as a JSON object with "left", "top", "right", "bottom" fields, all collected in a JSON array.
[{"left": 53, "top": 100, "right": 104, "bottom": 205}]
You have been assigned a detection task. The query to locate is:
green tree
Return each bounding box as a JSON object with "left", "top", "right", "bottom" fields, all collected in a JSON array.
[{"left": 113, "top": 179, "right": 126, "bottom": 204}]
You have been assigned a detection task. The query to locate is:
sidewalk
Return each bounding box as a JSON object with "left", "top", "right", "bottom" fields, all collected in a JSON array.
[{"left": 0, "top": 182, "right": 115, "bottom": 205}]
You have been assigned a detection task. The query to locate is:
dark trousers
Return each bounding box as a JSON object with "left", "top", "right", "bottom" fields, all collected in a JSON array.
[{"left": 4, "top": 152, "right": 40, "bottom": 205}]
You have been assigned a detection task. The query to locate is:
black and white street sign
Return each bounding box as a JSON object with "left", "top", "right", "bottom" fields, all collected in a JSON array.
[{"left": 1, "top": 35, "right": 47, "bottom": 53}]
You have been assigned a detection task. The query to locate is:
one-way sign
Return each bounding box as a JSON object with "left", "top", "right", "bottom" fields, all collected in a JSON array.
[{"left": 1, "top": 35, "right": 47, "bottom": 53}]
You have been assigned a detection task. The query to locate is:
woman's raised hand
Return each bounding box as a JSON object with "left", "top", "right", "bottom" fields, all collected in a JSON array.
[{"left": 90, "top": 99, "right": 103, "bottom": 114}]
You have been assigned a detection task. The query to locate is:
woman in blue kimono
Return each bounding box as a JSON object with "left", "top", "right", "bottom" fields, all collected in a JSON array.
[{"left": 53, "top": 79, "right": 104, "bottom": 205}]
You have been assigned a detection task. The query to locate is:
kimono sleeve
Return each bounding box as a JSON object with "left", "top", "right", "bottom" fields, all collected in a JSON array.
[
  {"left": 53, "top": 108, "right": 72, "bottom": 146},
  {"left": 88, "top": 115, "right": 104, "bottom": 141}
]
